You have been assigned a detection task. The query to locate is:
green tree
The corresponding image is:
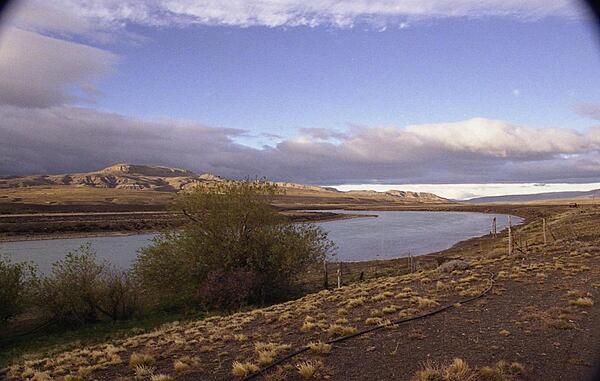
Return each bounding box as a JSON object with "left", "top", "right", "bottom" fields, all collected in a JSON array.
[
  {"left": 0, "top": 256, "right": 37, "bottom": 325},
  {"left": 134, "top": 180, "right": 335, "bottom": 310}
]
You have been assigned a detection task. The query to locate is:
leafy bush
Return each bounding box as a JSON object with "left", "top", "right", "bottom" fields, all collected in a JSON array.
[
  {"left": 134, "top": 180, "right": 335, "bottom": 310},
  {"left": 0, "top": 256, "right": 37, "bottom": 324},
  {"left": 40, "top": 244, "right": 142, "bottom": 325}
]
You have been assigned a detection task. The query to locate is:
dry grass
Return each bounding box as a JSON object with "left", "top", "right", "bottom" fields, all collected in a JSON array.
[
  {"left": 296, "top": 360, "right": 321, "bottom": 379},
  {"left": 307, "top": 341, "right": 332, "bottom": 354},
  {"left": 411, "top": 358, "right": 525, "bottom": 381},
  {"left": 569, "top": 297, "right": 594, "bottom": 307},
  {"left": 129, "top": 353, "right": 155, "bottom": 368},
  {"left": 133, "top": 364, "right": 156, "bottom": 378},
  {"left": 150, "top": 374, "right": 173, "bottom": 381},
  {"left": 231, "top": 361, "right": 259, "bottom": 377},
  {"left": 326, "top": 323, "right": 358, "bottom": 337}
]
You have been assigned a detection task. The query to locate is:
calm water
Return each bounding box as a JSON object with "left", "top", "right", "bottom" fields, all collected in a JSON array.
[{"left": 0, "top": 211, "right": 521, "bottom": 274}]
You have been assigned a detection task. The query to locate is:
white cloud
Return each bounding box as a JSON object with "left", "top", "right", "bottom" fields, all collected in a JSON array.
[
  {"left": 0, "top": 27, "right": 118, "bottom": 108},
  {"left": 4, "top": 0, "right": 586, "bottom": 35},
  {"left": 161, "top": 0, "right": 584, "bottom": 27},
  {"left": 404, "top": 118, "right": 587, "bottom": 158}
]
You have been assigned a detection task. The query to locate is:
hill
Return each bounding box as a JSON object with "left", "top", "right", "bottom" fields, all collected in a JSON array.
[
  {"left": 0, "top": 163, "right": 222, "bottom": 192},
  {"left": 466, "top": 189, "right": 600, "bottom": 204},
  {"left": 0, "top": 164, "right": 449, "bottom": 239},
  {"left": 0, "top": 164, "right": 448, "bottom": 204}
]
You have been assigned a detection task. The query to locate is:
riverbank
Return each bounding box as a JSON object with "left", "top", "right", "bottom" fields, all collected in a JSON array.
[
  {"left": 0, "top": 210, "right": 372, "bottom": 243},
  {"left": 4, "top": 202, "right": 599, "bottom": 380}
]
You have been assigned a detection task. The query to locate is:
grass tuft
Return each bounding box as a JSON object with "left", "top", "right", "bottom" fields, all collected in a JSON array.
[
  {"left": 570, "top": 297, "right": 594, "bottom": 307},
  {"left": 129, "top": 352, "right": 155, "bottom": 368},
  {"left": 296, "top": 360, "right": 320, "bottom": 379},
  {"left": 231, "top": 361, "right": 259, "bottom": 377},
  {"left": 307, "top": 341, "right": 332, "bottom": 354}
]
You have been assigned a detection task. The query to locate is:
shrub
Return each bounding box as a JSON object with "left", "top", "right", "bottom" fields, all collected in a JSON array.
[
  {"left": 101, "top": 268, "right": 142, "bottom": 320},
  {"left": 196, "top": 269, "right": 257, "bottom": 311},
  {"left": 0, "top": 256, "right": 37, "bottom": 324},
  {"left": 134, "top": 180, "right": 335, "bottom": 310},
  {"left": 40, "top": 244, "right": 142, "bottom": 325}
]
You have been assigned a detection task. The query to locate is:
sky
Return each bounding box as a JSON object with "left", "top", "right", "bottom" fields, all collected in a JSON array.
[{"left": 1, "top": 0, "right": 600, "bottom": 198}]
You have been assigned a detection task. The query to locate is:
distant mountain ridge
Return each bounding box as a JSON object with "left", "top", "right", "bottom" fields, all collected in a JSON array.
[
  {"left": 0, "top": 164, "right": 448, "bottom": 203},
  {"left": 0, "top": 163, "right": 223, "bottom": 192}
]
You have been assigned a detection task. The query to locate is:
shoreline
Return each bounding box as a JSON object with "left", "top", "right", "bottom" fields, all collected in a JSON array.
[
  {"left": 0, "top": 209, "right": 526, "bottom": 275},
  {"left": 0, "top": 211, "right": 374, "bottom": 243}
]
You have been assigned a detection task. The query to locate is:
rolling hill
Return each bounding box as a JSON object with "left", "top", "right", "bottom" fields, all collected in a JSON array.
[
  {"left": 0, "top": 164, "right": 448, "bottom": 205},
  {"left": 466, "top": 189, "right": 600, "bottom": 203}
]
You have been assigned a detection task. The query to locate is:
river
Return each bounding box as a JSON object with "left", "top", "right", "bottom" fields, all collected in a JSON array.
[{"left": 0, "top": 210, "right": 522, "bottom": 274}]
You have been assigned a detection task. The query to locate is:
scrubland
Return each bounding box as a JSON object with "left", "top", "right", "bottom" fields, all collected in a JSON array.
[{"left": 4, "top": 204, "right": 600, "bottom": 380}]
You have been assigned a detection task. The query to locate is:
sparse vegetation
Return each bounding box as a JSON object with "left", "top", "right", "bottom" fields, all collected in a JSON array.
[
  {"left": 3, "top": 205, "right": 600, "bottom": 380},
  {"left": 412, "top": 358, "right": 525, "bottom": 381}
]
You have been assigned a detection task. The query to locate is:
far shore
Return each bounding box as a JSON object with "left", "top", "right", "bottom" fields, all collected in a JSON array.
[
  {"left": 0, "top": 201, "right": 567, "bottom": 243},
  {"left": 0, "top": 210, "right": 375, "bottom": 243}
]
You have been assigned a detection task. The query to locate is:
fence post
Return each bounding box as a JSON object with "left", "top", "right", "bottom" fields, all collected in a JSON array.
[
  {"left": 323, "top": 261, "right": 329, "bottom": 289},
  {"left": 337, "top": 262, "right": 341, "bottom": 289},
  {"left": 508, "top": 215, "right": 513, "bottom": 256},
  {"left": 492, "top": 217, "right": 497, "bottom": 238},
  {"left": 542, "top": 218, "right": 547, "bottom": 246}
]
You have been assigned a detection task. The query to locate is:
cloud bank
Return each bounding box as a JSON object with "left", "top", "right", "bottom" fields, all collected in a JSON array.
[{"left": 1, "top": 105, "right": 599, "bottom": 184}]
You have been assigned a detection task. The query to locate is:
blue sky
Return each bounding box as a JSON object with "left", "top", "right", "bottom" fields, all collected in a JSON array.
[
  {"left": 93, "top": 17, "right": 600, "bottom": 147},
  {"left": 1, "top": 0, "right": 600, "bottom": 196}
]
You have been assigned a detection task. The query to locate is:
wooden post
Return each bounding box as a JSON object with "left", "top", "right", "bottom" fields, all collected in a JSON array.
[
  {"left": 542, "top": 218, "right": 547, "bottom": 246},
  {"left": 492, "top": 217, "right": 497, "bottom": 238},
  {"left": 323, "top": 261, "right": 329, "bottom": 289},
  {"left": 508, "top": 215, "right": 513, "bottom": 256},
  {"left": 336, "top": 262, "right": 341, "bottom": 289}
]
